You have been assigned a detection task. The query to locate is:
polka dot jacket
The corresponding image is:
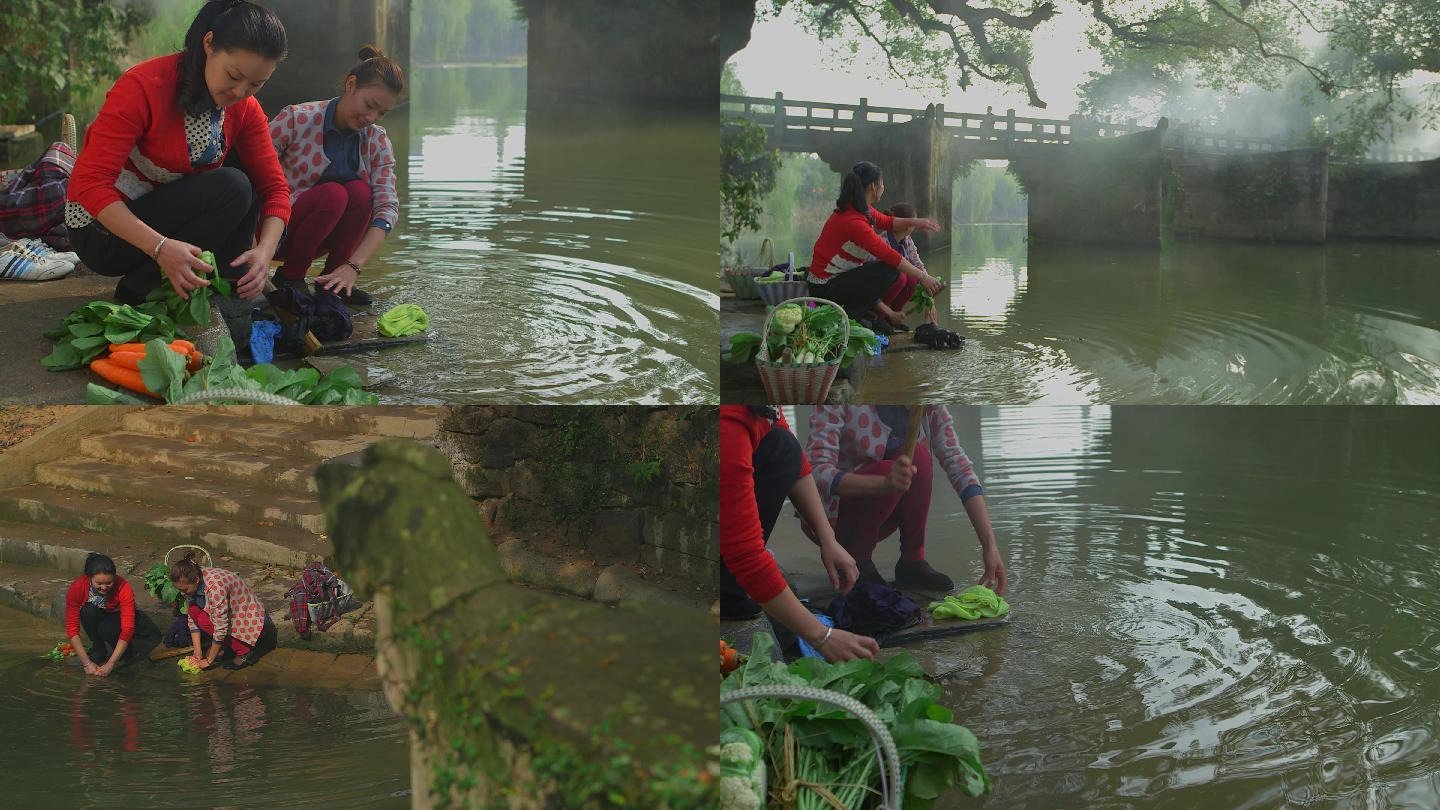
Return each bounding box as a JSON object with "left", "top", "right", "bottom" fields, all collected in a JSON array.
[
  {"left": 805, "top": 405, "right": 983, "bottom": 527},
  {"left": 269, "top": 99, "right": 399, "bottom": 232},
  {"left": 187, "top": 567, "right": 269, "bottom": 647}
]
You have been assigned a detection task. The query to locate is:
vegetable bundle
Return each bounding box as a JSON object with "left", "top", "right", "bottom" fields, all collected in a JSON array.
[
  {"left": 41, "top": 251, "right": 229, "bottom": 372},
  {"left": 43, "top": 642, "right": 75, "bottom": 662},
  {"left": 722, "top": 303, "right": 881, "bottom": 368},
  {"left": 142, "top": 562, "right": 184, "bottom": 610},
  {"left": 908, "top": 284, "right": 935, "bottom": 316},
  {"left": 85, "top": 336, "right": 379, "bottom": 405},
  {"left": 720, "top": 633, "right": 991, "bottom": 809}
]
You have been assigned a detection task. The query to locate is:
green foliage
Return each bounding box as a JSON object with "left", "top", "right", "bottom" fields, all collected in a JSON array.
[
  {"left": 723, "top": 304, "right": 880, "bottom": 368},
  {"left": 625, "top": 456, "right": 663, "bottom": 485},
  {"left": 729, "top": 152, "right": 838, "bottom": 267},
  {"left": 414, "top": 0, "right": 526, "bottom": 64},
  {"left": 0, "top": 0, "right": 143, "bottom": 122},
  {"left": 1213, "top": 156, "right": 1302, "bottom": 214},
  {"left": 721, "top": 119, "right": 781, "bottom": 245},
  {"left": 721, "top": 633, "right": 990, "bottom": 809},
  {"left": 142, "top": 562, "right": 184, "bottom": 610},
  {"left": 952, "top": 165, "right": 1026, "bottom": 224},
  {"left": 41, "top": 301, "right": 178, "bottom": 372}
]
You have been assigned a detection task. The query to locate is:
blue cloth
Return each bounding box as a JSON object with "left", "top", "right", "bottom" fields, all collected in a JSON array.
[
  {"left": 250, "top": 319, "right": 281, "bottom": 364},
  {"left": 188, "top": 576, "right": 207, "bottom": 612},
  {"left": 796, "top": 613, "right": 835, "bottom": 659},
  {"left": 320, "top": 98, "right": 362, "bottom": 184}
]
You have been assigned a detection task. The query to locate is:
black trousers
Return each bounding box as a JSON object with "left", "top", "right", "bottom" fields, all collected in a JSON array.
[
  {"left": 809, "top": 261, "right": 900, "bottom": 318},
  {"left": 720, "top": 425, "right": 805, "bottom": 604},
  {"left": 71, "top": 167, "right": 261, "bottom": 304},
  {"left": 79, "top": 603, "right": 124, "bottom": 659}
]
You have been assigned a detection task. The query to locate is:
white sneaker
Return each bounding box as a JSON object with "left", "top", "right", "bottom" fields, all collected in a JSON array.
[
  {"left": 0, "top": 248, "right": 75, "bottom": 281},
  {"left": 15, "top": 237, "right": 79, "bottom": 264}
]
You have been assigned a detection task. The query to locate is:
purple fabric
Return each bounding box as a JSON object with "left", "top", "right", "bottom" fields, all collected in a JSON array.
[{"left": 826, "top": 582, "right": 922, "bottom": 638}]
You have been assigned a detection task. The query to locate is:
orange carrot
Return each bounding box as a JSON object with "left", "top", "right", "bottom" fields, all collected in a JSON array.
[
  {"left": 169, "top": 339, "right": 197, "bottom": 354},
  {"left": 108, "top": 341, "right": 191, "bottom": 356},
  {"left": 108, "top": 351, "right": 147, "bottom": 371},
  {"left": 185, "top": 351, "right": 204, "bottom": 373},
  {"left": 89, "top": 358, "right": 161, "bottom": 399}
]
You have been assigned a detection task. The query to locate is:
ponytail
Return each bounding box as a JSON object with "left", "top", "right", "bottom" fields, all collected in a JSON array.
[
  {"left": 169, "top": 551, "right": 204, "bottom": 585},
  {"left": 348, "top": 44, "right": 406, "bottom": 96},
  {"left": 176, "top": 0, "right": 288, "bottom": 115},
  {"left": 835, "top": 161, "right": 882, "bottom": 223}
]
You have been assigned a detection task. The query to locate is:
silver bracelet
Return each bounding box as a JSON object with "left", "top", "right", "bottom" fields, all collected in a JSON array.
[
  {"left": 151, "top": 236, "right": 167, "bottom": 261},
  {"left": 812, "top": 626, "right": 834, "bottom": 650}
]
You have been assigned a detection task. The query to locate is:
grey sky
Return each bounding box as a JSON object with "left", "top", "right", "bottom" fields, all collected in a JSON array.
[{"left": 729, "top": 4, "right": 1103, "bottom": 119}]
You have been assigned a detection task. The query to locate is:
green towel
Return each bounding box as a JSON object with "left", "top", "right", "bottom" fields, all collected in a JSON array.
[
  {"left": 377, "top": 304, "right": 430, "bottom": 337},
  {"left": 929, "top": 585, "right": 1010, "bottom": 621},
  {"left": 178, "top": 657, "right": 203, "bottom": 675}
]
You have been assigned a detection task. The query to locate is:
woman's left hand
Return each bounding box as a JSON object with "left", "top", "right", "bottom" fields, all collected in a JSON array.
[
  {"left": 315, "top": 263, "right": 359, "bottom": 297},
  {"left": 979, "top": 544, "right": 1008, "bottom": 595},
  {"left": 820, "top": 540, "right": 860, "bottom": 595},
  {"left": 231, "top": 243, "right": 277, "bottom": 300},
  {"left": 918, "top": 218, "right": 942, "bottom": 233},
  {"left": 95, "top": 662, "right": 113, "bottom": 678}
]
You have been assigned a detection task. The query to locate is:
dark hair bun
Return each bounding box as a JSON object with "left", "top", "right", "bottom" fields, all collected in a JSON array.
[{"left": 359, "top": 44, "right": 384, "bottom": 61}]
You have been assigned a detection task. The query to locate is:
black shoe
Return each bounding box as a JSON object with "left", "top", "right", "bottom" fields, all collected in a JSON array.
[
  {"left": 890, "top": 320, "right": 911, "bottom": 333},
  {"left": 855, "top": 559, "right": 886, "bottom": 587},
  {"left": 315, "top": 282, "right": 372, "bottom": 307},
  {"left": 222, "top": 648, "right": 261, "bottom": 670},
  {"left": 894, "top": 559, "right": 955, "bottom": 592},
  {"left": 915, "top": 323, "right": 965, "bottom": 350},
  {"left": 720, "top": 593, "right": 763, "bottom": 621},
  {"left": 870, "top": 318, "right": 895, "bottom": 336}
]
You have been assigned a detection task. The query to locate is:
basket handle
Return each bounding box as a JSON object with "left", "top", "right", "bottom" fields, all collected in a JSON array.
[
  {"left": 754, "top": 237, "right": 774, "bottom": 268},
  {"left": 758, "top": 296, "right": 849, "bottom": 362},
  {"left": 164, "top": 544, "right": 214, "bottom": 569}
]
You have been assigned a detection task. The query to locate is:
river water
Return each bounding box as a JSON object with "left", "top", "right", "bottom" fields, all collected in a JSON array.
[
  {"left": 859, "top": 224, "right": 1440, "bottom": 404},
  {"left": 0, "top": 606, "right": 409, "bottom": 807},
  {"left": 358, "top": 66, "right": 718, "bottom": 404},
  {"left": 769, "top": 406, "right": 1440, "bottom": 807}
]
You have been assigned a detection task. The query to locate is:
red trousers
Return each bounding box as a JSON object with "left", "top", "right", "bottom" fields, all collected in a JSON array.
[
  {"left": 276, "top": 180, "right": 372, "bottom": 281},
  {"left": 189, "top": 604, "right": 253, "bottom": 656},
  {"left": 836, "top": 443, "right": 934, "bottom": 562},
  {"left": 880, "top": 271, "right": 918, "bottom": 313}
]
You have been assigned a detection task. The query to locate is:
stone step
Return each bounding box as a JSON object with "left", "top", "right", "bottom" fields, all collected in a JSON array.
[
  {"left": 118, "top": 408, "right": 391, "bottom": 460},
  {"left": 79, "top": 432, "right": 320, "bottom": 493},
  {"left": 34, "top": 458, "right": 326, "bottom": 534},
  {"left": 0, "top": 561, "right": 70, "bottom": 624},
  {"left": 0, "top": 519, "right": 166, "bottom": 576},
  {"left": 0, "top": 484, "right": 326, "bottom": 569},
  {"left": 212, "top": 405, "right": 442, "bottom": 439}
]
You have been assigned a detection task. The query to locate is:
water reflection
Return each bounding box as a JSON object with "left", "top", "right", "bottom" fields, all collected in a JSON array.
[
  {"left": 865, "top": 224, "right": 1440, "bottom": 404},
  {"left": 770, "top": 406, "right": 1440, "bottom": 807},
  {"left": 0, "top": 608, "right": 408, "bottom": 807},
  {"left": 358, "top": 65, "right": 717, "bottom": 403}
]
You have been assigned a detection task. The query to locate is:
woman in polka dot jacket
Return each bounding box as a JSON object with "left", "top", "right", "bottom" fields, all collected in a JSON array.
[
  {"left": 805, "top": 405, "right": 1008, "bottom": 595},
  {"left": 171, "top": 551, "right": 278, "bottom": 671},
  {"left": 266, "top": 45, "right": 403, "bottom": 306}
]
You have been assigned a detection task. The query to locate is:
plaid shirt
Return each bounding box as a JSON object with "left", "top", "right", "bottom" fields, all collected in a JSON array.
[
  {"left": 285, "top": 562, "right": 345, "bottom": 639},
  {"left": 1, "top": 142, "right": 75, "bottom": 239}
]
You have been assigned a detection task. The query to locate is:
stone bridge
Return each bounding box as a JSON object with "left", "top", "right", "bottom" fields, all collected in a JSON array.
[{"left": 723, "top": 93, "right": 1440, "bottom": 247}]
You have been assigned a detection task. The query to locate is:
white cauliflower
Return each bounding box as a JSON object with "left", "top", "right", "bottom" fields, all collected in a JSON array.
[{"left": 772, "top": 304, "right": 804, "bottom": 335}]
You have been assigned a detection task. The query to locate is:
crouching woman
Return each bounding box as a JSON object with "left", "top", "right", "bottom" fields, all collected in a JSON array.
[{"left": 170, "top": 551, "right": 278, "bottom": 670}]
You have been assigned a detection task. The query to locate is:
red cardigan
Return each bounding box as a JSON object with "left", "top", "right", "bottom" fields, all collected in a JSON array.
[
  {"left": 720, "top": 406, "right": 812, "bottom": 603},
  {"left": 67, "top": 53, "right": 291, "bottom": 228},
  {"left": 65, "top": 575, "right": 137, "bottom": 643},
  {"left": 809, "top": 205, "right": 902, "bottom": 282}
]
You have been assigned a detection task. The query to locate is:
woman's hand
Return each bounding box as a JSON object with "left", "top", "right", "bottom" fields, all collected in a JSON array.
[
  {"left": 916, "top": 217, "right": 942, "bottom": 233},
  {"left": 813, "top": 627, "right": 880, "bottom": 662},
  {"left": 231, "top": 242, "right": 276, "bottom": 300},
  {"left": 81, "top": 659, "right": 100, "bottom": 676},
  {"left": 315, "top": 263, "right": 359, "bottom": 297},
  {"left": 979, "top": 544, "right": 1008, "bottom": 595},
  {"left": 876, "top": 303, "right": 906, "bottom": 326},
  {"left": 919, "top": 274, "right": 944, "bottom": 296},
  {"left": 819, "top": 540, "right": 860, "bottom": 595},
  {"left": 158, "top": 238, "right": 214, "bottom": 300},
  {"left": 886, "top": 455, "right": 914, "bottom": 492},
  {"left": 95, "top": 662, "right": 114, "bottom": 678}
]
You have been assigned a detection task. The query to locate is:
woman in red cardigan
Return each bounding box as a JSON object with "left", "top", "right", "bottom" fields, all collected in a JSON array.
[
  {"left": 808, "top": 161, "right": 944, "bottom": 331},
  {"left": 64, "top": 553, "right": 137, "bottom": 677},
  {"left": 267, "top": 46, "right": 404, "bottom": 306},
  {"left": 65, "top": 0, "right": 291, "bottom": 306},
  {"left": 720, "top": 405, "right": 878, "bottom": 662}
]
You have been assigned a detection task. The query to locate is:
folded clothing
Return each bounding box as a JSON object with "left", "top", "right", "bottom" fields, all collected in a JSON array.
[
  {"left": 929, "top": 585, "right": 1010, "bottom": 621},
  {"left": 377, "top": 303, "right": 429, "bottom": 337},
  {"left": 827, "top": 581, "right": 922, "bottom": 638}
]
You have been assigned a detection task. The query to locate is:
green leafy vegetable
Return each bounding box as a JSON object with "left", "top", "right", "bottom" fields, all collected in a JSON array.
[
  {"left": 722, "top": 305, "right": 882, "bottom": 369},
  {"left": 142, "top": 562, "right": 183, "bottom": 609},
  {"left": 41, "top": 301, "right": 177, "bottom": 371},
  {"left": 908, "top": 284, "right": 936, "bottom": 316},
  {"left": 720, "top": 633, "right": 991, "bottom": 809},
  {"left": 142, "top": 249, "right": 229, "bottom": 328}
]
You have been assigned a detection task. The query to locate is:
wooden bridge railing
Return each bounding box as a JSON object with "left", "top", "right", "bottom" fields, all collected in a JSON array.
[{"left": 720, "top": 93, "right": 1433, "bottom": 162}]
